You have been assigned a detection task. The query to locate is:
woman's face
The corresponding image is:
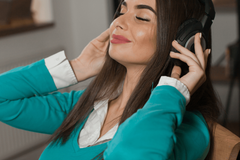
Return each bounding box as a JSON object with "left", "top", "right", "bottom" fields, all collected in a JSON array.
[{"left": 109, "top": 0, "right": 157, "bottom": 68}]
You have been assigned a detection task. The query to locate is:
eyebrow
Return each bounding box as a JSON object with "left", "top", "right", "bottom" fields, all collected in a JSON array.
[{"left": 121, "top": 1, "right": 157, "bottom": 15}]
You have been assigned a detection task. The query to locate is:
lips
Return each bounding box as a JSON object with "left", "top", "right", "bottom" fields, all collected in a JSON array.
[{"left": 111, "top": 34, "right": 131, "bottom": 44}]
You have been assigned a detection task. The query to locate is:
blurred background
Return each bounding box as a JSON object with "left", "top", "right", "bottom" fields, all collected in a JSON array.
[{"left": 0, "top": 0, "right": 239, "bottom": 159}]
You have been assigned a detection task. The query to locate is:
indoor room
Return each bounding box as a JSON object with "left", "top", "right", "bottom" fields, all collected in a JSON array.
[{"left": 0, "top": 0, "right": 239, "bottom": 159}]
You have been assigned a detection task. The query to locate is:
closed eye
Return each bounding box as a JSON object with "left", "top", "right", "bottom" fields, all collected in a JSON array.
[{"left": 116, "top": 11, "right": 150, "bottom": 22}]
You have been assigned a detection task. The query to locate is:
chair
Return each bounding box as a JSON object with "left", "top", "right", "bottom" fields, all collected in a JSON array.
[{"left": 211, "top": 122, "right": 240, "bottom": 160}]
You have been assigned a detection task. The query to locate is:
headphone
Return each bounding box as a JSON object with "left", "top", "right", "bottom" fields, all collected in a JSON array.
[{"left": 171, "top": 0, "right": 215, "bottom": 77}]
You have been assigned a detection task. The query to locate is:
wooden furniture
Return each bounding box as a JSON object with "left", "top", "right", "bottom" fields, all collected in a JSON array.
[
  {"left": 210, "top": 46, "right": 237, "bottom": 83},
  {"left": 0, "top": 0, "right": 33, "bottom": 25},
  {"left": 212, "top": 0, "right": 236, "bottom": 8},
  {"left": 210, "top": 66, "right": 231, "bottom": 83},
  {"left": 211, "top": 122, "right": 240, "bottom": 160},
  {"left": 0, "top": 0, "right": 54, "bottom": 38}
]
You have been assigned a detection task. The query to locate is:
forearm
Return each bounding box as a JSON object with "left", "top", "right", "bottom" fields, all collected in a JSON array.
[
  {"left": 103, "top": 77, "right": 209, "bottom": 160},
  {"left": 104, "top": 85, "right": 187, "bottom": 160},
  {"left": 0, "top": 51, "right": 85, "bottom": 133},
  {"left": 0, "top": 59, "right": 57, "bottom": 101},
  {"left": 0, "top": 50, "right": 78, "bottom": 100}
]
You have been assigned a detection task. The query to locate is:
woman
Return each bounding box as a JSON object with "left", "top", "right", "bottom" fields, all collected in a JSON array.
[{"left": 0, "top": 0, "right": 221, "bottom": 159}]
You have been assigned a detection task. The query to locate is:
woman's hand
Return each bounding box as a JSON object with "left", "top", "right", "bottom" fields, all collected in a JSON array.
[
  {"left": 169, "top": 33, "right": 211, "bottom": 95},
  {"left": 70, "top": 28, "right": 110, "bottom": 82}
]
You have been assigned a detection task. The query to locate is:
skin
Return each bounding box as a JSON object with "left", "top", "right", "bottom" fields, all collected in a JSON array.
[
  {"left": 108, "top": 0, "right": 157, "bottom": 112},
  {"left": 70, "top": 0, "right": 210, "bottom": 114}
]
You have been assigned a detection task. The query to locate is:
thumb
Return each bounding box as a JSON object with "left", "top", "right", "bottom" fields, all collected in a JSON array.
[
  {"left": 96, "top": 28, "right": 110, "bottom": 42},
  {"left": 171, "top": 65, "right": 181, "bottom": 80}
]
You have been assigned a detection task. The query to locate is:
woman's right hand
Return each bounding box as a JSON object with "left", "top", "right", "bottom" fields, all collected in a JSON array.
[{"left": 70, "top": 28, "right": 110, "bottom": 82}]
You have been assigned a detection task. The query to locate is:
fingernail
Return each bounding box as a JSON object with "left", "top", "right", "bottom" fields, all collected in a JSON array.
[
  {"left": 199, "top": 33, "right": 202, "bottom": 39},
  {"left": 174, "top": 40, "right": 178, "bottom": 44},
  {"left": 208, "top": 49, "right": 211, "bottom": 54}
]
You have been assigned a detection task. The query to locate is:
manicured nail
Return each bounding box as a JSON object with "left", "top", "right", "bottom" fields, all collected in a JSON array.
[
  {"left": 208, "top": 49, "right": 211, "bottom": 54},
  {"left": 199, "top": 33, "right": 202, "bottom": 39},
  {"left": 170, "top": 51, "right": 178, "bottom": 55}
]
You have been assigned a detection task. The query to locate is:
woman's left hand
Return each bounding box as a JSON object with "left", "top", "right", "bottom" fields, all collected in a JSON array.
[{"left": 169, "top": 32, "right": 211, "bottom": 96}]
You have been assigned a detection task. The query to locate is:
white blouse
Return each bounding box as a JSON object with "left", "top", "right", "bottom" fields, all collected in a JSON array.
[{"left": 44, "top": 51, "right": 190, "bottom": 148}]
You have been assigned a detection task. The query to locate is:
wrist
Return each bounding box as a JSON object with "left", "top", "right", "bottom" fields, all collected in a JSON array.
[
  {"left": 157, "top": 76, "right": 190, "bottom": 105},
  {"left": 70, "top": 59, "right": 94, "bottom": 82}
]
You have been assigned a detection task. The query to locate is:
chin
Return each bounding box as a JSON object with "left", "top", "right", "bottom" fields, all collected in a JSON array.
[
  {"left": 109, "top": 55, "right": 127, "bottom": 67},
  {"left": 108, "top": 50, "right": 148, "bottom": 67},
  {"left": 109, "top": 50, "right": 123, "bottom": 62}
]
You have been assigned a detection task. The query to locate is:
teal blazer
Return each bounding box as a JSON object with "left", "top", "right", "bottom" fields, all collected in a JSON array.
[{"left": 0, "top": 59, "right": 210, "bottom": 160}]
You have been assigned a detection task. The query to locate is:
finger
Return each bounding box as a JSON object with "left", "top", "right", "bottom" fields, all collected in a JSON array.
[
  {"left": 172, "top": 40, "right": 200, "bottom": 65},
  {"left": 96, "top": 28, "right": 110, "bottom": 42},
  {"left": 194, "top": 32, "right": 205, "bottom": 69},
  {"left": 170, "top": 51, "right": 201, "bottom": 71},
  {"left": 203, "top": 49, "right": 211, "bottom": 70},
  {"left": 171, "top": 65, "right": 181, "bottom": 79}
]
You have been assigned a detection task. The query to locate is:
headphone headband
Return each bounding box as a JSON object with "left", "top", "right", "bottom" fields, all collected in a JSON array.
[
  {"left": 171, "top": 0, "right": 216, "bottom": 76},
  {"left": 199, "top": 0, "right": 215, "bottom": 40},
  {"left": 199, "top": 0, "right": 215, "bottom": 20}
]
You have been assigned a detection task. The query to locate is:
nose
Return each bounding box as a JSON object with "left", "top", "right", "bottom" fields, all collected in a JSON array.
[{"left": 112, "top": 12, "right": 129, "bottom": 30}]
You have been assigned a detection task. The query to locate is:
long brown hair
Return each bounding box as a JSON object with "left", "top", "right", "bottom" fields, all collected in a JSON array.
[{"left": 46, "top": 0, "right": 222, "bottom": 159}]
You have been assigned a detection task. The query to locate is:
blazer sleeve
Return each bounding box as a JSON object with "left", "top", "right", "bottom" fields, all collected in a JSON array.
[
  {"left": 103, "top": 84, "right": 210, "bottom": 160},
  {"left": 0, "top": 53, "right": 84, "bottom": 135}
]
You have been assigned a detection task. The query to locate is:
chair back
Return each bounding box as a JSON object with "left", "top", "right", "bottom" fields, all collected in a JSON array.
[{"left": 211, "top": 122, "right": 240, "bottom": 160}]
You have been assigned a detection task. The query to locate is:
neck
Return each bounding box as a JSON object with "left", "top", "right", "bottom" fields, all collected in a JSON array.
[{"left": 110, "top": 65, "right": 145, "bottom": 112}]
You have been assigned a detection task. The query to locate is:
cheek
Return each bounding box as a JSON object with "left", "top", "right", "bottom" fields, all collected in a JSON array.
[
  {"left": 109, "top": 26, "right": 157, "bottom": 64},
  {"left": 135, "top": 33, "right": 156, "bottom": 61},
  {"left": 108, "top": 43, "right": 133, "bottom": 62}
]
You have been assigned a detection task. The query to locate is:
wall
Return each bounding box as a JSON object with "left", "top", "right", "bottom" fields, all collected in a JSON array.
[
  {"left": 0, "top": 1, "right": 73, "bottom": 66},
  {"left": 0, "top": 0, "right": 111, "bottom": 159},
  {"left": 68, "top": 0, "right": 112, "bottom": 60},
  {"left": 0, "top": 1, "right": 239, "bottom": 159},
  {"left": 211, "top": 7, "right": 239, "bottom": 122}
]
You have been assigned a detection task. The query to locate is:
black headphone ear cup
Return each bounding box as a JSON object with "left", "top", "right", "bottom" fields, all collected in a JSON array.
[
  {"left": 175, "top": 18, "right": 203, "bottom": 47},
  {"left": 176, "top": 18, "right": 197, "bottom": 37},
  {"left": 185, "top": 34, "right": 207, "bottom": 53},
  {"left": 172, "top": 19, "right": 199, "bottom": 53},
  {"left": 171, "top": 18, "right": 205, "bottom": 77}
]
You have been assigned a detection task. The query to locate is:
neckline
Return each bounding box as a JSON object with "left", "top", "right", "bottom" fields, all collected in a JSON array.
[{"left": 72, "top": 108, "right": 109, "bottom": 153}]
